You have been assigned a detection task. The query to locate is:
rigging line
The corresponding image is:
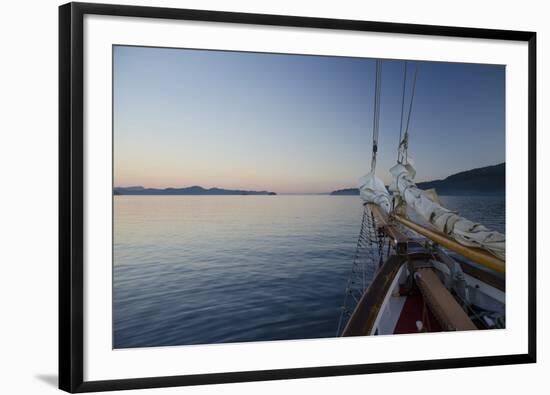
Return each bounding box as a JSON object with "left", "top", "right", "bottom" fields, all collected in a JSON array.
[
  {"left": 372, "top": 60, "right": 380, "bottom": 148},
  {"left": 371, "top": 59, "right": 382, "bottom": 173},
  {"left": 402, "top": 63, "right": 419, "bottom": 148},
  {"left": 376, "top": 60, "right": 382, "bottom": 134},
  {"left": 397, "top": 62, "right": 408, "bottom": 161}
]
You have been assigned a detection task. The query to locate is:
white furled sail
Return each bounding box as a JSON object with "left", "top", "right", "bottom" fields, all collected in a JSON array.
[
  {"left": 389, "top": 161, "right": 506, "bottom": 260},
  {"left": 358, "top": 171, "right": 392, "bottom": 213}
]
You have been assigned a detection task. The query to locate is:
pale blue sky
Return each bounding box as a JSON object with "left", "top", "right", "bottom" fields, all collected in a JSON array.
[{"left": 114, "top": 45, "right": 505, "bottom": 193}]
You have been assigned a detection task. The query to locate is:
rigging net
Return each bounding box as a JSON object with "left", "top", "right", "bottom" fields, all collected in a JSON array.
[{"left": 336, "top": 205, "right": 388, "bottom": 335}]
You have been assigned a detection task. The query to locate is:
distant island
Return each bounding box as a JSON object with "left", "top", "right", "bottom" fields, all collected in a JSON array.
[
  {"left": 330, "top": 163, "right": 505, "bottom": 196},
  {"left": 330, "top": 188, "right": 360, "bottom": 196},
  {"left": 114, "top": 186, "right": 277, "bottom": 196}
]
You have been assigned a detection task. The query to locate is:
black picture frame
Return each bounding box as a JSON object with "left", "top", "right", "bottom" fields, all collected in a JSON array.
[{"left": 59, "top": 2, "right": 537, "bottom": 393}]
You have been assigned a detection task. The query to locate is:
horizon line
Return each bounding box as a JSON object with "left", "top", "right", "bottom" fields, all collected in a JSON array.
[{"left": 114, "top": 161, "right": 505, "bottom": 193}]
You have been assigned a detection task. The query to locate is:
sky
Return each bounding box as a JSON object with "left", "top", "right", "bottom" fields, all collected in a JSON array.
[{"left": 113, "top": 45, "right": 505, "bottom": 194}]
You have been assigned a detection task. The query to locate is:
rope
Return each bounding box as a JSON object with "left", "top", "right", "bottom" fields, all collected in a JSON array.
[
  {"left": 398, "top": 62, "right": 419, "bottom": 164},
  {"left": 397, "top": 62, "right": 408, "bottom": 161},
  {"left": 370, "top": 60, "right": 382, "bottom": 173}
]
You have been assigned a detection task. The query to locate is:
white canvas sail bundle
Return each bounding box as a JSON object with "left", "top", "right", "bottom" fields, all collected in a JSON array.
[
  {"left": 358, "top": 172, "right": 392, "bottom": 214},
  {"left": 388, "top": 162, "right": 505, "bottom": 260}
]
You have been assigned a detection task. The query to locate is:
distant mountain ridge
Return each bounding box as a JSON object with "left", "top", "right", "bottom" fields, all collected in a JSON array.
[
  {"left": 114, "top": 186, "right": 277, "bottom": 195},
  {"left": 330, "top": 163, "right": 505, "bottom": 196},
  {"left": 416, "top": 163, "right": 505, "bottom": 195}
]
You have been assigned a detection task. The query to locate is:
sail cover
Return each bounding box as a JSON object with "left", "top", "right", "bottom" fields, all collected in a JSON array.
[
  {"left": 358, "top": 171, "right": 392, "bottom": 213},
  {"left": 389, "top": 162, "right": 505, "bottom": 260}
]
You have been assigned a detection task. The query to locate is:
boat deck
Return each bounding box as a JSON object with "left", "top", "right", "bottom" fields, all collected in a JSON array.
[{"left": 394, "top": 292, "right": 442, "bottom": 334}]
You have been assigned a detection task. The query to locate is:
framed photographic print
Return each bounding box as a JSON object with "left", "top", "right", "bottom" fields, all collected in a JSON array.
[{"left": 59, "top": 2, "right": 536, "bottom": 392}]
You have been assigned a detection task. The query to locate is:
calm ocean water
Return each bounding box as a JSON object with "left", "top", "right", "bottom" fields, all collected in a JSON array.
[{"left": 113, "top": 194, "right": 505, "bottom": 348}]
